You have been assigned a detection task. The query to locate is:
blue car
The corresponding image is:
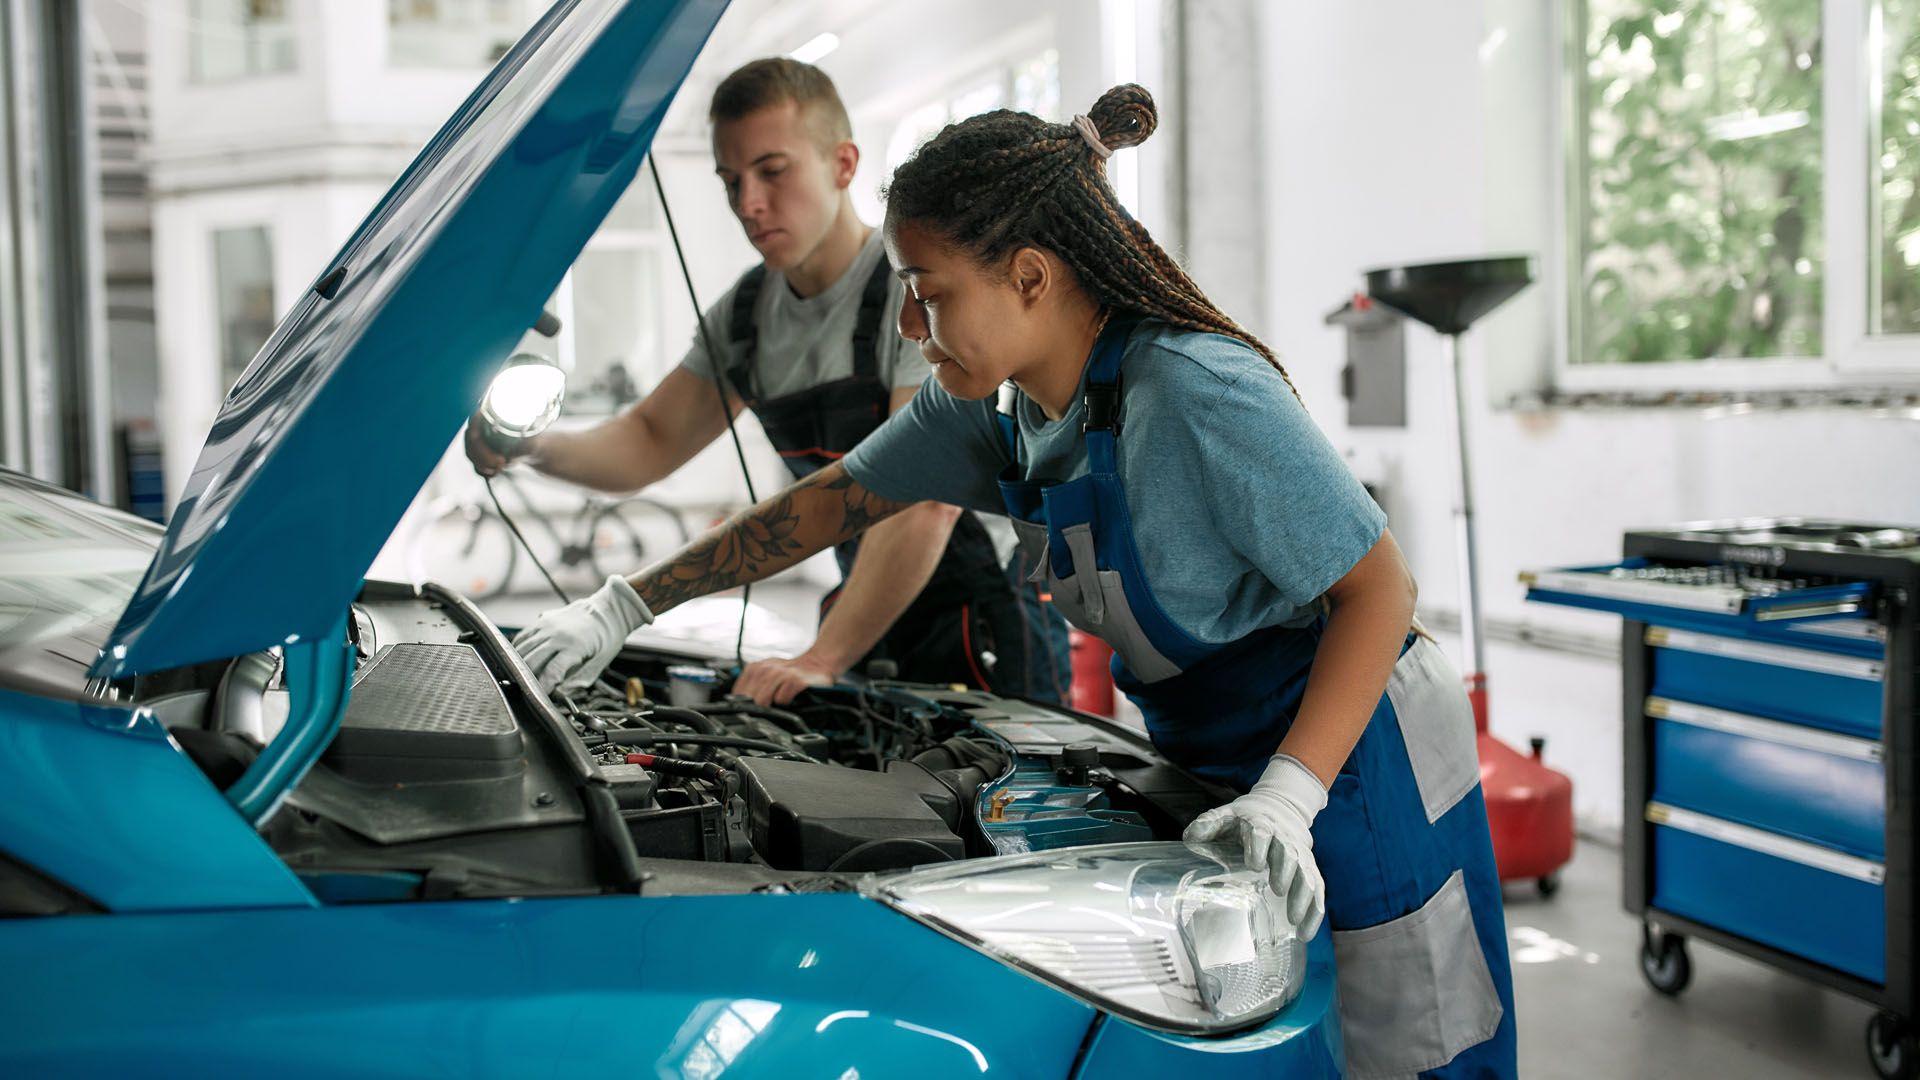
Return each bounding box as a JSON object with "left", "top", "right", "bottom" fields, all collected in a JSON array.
[{"left": 0, "top": 2, "right": 1341, "bottom": 1075}]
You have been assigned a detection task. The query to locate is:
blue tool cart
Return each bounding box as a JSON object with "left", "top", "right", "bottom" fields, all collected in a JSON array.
[{"left": 1524, "top": 519, "right": 1920, "bottom": 1080}]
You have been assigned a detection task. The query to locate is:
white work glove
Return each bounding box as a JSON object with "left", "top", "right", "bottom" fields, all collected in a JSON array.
[
  {"left": 1184, "top": 754, "right": 1329, "bottom": 938},
  {"left": 512, "top": 575, "right": 654, "bottom": 692}
]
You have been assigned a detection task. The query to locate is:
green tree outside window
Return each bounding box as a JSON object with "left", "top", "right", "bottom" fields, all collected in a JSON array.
[
  {"left": 1877, "top": 0, "right": 1920, "bottom": 334},
  {"left": 1577, "top": 0, "right": 1824, "bottom": 363}
]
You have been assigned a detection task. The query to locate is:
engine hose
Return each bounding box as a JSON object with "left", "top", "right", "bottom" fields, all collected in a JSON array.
[
  {"left": 914, "top": 736, "right": 1005, "bottom": 773},
  {"left": 697, "top": 700, "right": 814, "bottom": 736},
  {"left": 645, "top": 705, "right": 727, "bottom": 735},
  {"left": 599, "top": 730, "right": 821, "bottom": 763}
]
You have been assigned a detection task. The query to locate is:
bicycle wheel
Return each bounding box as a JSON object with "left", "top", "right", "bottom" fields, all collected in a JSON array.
[
  {"left": 587, "top": 496, "right": 690, "bottom": 581},
  {"left": 414, "top": 503, "right": 518, "bottom": 599}
]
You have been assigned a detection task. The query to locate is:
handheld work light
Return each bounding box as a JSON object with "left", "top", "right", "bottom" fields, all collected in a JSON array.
[{"left": 478, "top": 353, "right": 567, "bottom": 454}]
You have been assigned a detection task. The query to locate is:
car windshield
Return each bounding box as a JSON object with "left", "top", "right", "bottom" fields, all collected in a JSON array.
[{"left": 0, "top": 471, "right": 159, "bottom": 700}]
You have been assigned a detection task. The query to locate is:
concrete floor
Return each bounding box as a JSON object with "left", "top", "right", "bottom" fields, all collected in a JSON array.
[
  {"left": 1505, "top": 840, "right": 1874, "bottom": 1078},
  {"left": 483, "top": 584, "right": 1879, "bottom": 1077}
]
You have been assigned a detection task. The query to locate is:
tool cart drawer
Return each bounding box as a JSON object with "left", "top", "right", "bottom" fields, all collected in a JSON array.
[
  {"left": 1649, "top": 697, "right": 1885, "bottom": 857},
  {"left": 1522, "top": 559, "right": 1872, "bottom": 626},
  {"left": 1646, "top": 627, "right": 1884, "bottom": 738},
  {"left": 1649, "top": 803, "right": 1886, "bottom": 983}
]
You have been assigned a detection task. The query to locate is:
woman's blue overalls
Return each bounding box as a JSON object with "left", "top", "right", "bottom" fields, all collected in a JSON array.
[{"left": 994, "top": 317, "right": 1516, "bottom": 1079}]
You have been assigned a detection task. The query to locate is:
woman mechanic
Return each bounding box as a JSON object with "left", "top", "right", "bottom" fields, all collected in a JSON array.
[{"left": 514, "top": 85, "right": 1515, "bottom": 1078}]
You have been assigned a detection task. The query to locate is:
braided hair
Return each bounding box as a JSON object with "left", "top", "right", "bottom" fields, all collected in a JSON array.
[{"left": 884, "top": 84, "right": 1297, "bottom": 397}]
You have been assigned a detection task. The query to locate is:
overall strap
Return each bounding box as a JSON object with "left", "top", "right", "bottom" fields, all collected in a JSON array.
[
  {"left": 994, "top": 382, "right": 1020, "bottom": 462},
  {"left": 723, "top": 264, "right": 768, "bottom": 402},
  {"left": 849, "top": 256, "right": 892, "bottom": 382},
  {"left": 1082, "top": 313, "right": 1144, "bottom": 474}
]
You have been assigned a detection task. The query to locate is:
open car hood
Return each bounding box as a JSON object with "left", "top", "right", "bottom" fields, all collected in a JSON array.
[{"left": 93, "top": 0, "right": 726, "bottom": 680}]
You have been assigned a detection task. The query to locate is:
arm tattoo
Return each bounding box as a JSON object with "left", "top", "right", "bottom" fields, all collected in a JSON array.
[
  {"left": 633, "top": 488, "right": 806, "bottom": 612},
  {"left": 631, "top": 464, "right": 909, "bottom": 613},
  {"left": 819, "top": 467, "right": 908, "bottom": 537}
]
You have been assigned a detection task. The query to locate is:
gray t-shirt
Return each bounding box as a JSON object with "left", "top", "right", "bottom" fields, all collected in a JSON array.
[
  {"left": 678, "top": 229, "right": 923, "bottom": 400},
  {"left": 843, "top": 322, "right": 1387, "bottom": 644}
]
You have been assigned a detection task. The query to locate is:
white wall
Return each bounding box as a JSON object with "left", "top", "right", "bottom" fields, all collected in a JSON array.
[
  {"left": 1255, "top": 1, "right": 1920, "bottom": 832},
  {"left": 150, "top": 180, "right": 388, "bottom": 490}
]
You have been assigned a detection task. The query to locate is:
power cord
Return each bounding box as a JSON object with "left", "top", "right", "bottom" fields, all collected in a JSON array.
[
  {"left": 648, "top": 152, "right": 757, "bottom": 668},
  {"left": 485, "top": 474, "right": 569, "bottom": 605}
]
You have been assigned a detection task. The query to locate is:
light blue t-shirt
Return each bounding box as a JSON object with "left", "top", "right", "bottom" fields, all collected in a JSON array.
[{"left": 843, "top": 321, "right": 1387, "bottom": 645}]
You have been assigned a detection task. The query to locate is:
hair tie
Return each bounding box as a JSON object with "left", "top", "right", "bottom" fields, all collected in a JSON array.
[{"left": 1071, "top": 114, "right": 1111, "bottom": 160}]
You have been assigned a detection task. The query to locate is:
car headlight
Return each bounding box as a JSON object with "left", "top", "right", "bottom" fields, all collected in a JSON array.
[{"left": 865, "top": 841, "right": 1306, "bottom": 1035}]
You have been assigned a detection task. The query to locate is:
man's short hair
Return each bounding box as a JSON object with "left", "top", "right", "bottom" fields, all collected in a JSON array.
[{"left": 709, "top": 57, "right": 853, "bottom": 151}]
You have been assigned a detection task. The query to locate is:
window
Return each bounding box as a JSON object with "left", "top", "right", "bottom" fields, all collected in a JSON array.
[
  {"left": 567, "top": 249, "right": 665, "bottom": 405},
  {"left": 212, "top": 227, "right": 275, "bottom": 390},
  {"left": 884, "top": 100, "right": 955, "bottom": 176},
  {"left": 881, "top": 49, "right": 1063, "bottom": 175},
  {"left": 950, "top": 79, "right": 1007, "bottom": 122},
  {"left": 388, "top": 0, "right": 533, "bottom": 69},
  {"left": 1573, "top": 0, "right": 1825, "bottom": 365},
  {"left": 1012, "top": 48, "right": 1063, "bottom": 119},
  {"left": 188, "top": 0, "right": 296, "bottom": 83},
  {"left": 545, "top": 181, "right": 670, "bottom": 412},
  {"left": 666, "top": 1000, "right": 781, "bottom": 1080},
  {"left": 0, "top": 472, "right": 154, "bottom": 702},
  {"left": 1873, "top": 0, "right": 1920, "bottom": 334}
]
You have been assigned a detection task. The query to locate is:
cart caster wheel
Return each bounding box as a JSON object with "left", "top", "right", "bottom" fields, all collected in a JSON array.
[
  {"left": 1536, "top": 874, "right": 1560, "bottom": 899},
  {"left": 1639, "top": 931, "right": 1691, "bottom": 996},
  {"left": 1868, "top": 1011, "right": 1917, "bottom": 1080}
]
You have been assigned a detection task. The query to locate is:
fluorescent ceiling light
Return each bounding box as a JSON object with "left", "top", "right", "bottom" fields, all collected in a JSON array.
[
  {"left": 790, "top": 32, "right": 839, "bottom": 64},
  {"left": 1705, "top": 110, "right": 1810, "bottom": 142}
]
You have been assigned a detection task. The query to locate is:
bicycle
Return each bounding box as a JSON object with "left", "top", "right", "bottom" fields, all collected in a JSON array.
[{"left": 406, "top": 470, "right": 690, "bottom": 599}]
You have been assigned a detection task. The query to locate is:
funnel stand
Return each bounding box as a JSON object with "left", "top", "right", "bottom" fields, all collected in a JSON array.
[{"left": 1437, "top": 332, "right": 1488, "bottom": 733}]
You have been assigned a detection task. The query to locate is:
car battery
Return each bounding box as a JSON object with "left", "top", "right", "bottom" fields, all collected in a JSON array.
[{"left": 1523, "top": 519, "right": 1920, "bottom": 1076}]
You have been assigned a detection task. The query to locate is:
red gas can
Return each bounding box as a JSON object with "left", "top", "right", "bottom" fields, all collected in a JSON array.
[
  {"left": 1479, "top": 729, "right": 1576, "bottom": 894},
  {"left": 1068, "top": 629, "right": 1116, "bottom": 716}
]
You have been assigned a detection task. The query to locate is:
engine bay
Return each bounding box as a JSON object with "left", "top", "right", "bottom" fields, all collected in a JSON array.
[{"left": 154, "top": 581, "right": 1227, "bottom": 902}]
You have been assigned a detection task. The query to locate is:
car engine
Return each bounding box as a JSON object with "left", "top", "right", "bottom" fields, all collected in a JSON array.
[
  {"left": 182, "top": 582, "right": 1223, "bottom": 901},
  {"left": 570, "top": 656, "right": 1013, "bottom": 870}
]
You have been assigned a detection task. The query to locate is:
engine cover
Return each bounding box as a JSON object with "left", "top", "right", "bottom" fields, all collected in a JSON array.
[
  {"left": 326, "top": 643, "right": 522, "bottom": 782},
  {"left": 736, "top": 758, "right": 963, "bottom": 872}
]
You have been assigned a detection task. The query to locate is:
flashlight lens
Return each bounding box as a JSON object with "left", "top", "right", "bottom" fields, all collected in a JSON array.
[{"left": 482, "top": 362, "right": 566, "bottom": 438}]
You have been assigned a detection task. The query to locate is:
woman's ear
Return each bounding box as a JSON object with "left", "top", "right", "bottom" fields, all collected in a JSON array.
[{"left": 1008, "top": 246, "right": 1053, "bottom": 308}]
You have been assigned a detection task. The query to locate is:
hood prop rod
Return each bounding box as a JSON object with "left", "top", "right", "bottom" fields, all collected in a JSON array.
[{"left": 225, "top": 609, "right": 357, "bottom": 826}]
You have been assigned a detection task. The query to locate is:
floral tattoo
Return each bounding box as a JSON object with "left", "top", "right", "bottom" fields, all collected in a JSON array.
[{"left": 632, "top": 464, "right": 908, "bottom": 612}]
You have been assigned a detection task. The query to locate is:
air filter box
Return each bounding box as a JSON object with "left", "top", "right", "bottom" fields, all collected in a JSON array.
[{"left": 735, "top": 758, "right": 962, "bottom": 871}]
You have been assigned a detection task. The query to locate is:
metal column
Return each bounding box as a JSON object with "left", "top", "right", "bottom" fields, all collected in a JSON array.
[{"left": 0, "top": 0, "right": 111, "bottom": 499}]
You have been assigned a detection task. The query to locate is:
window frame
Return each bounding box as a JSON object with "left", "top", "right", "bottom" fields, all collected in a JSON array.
[
  {"left": 849, "top": 21, "right": 1058, "bottom": 223},
  {"left": 385, "top": 0, "right": 536, "bottom": 71},
  {"left": 1559, "top": 0, "right": 1920, "bottom": 392},
  {"left": 186, "top": 0, "right": 299, "bottom": 85},
  {"left": 1862, "top": 0, "right": 1920, "bottom": 342}
]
